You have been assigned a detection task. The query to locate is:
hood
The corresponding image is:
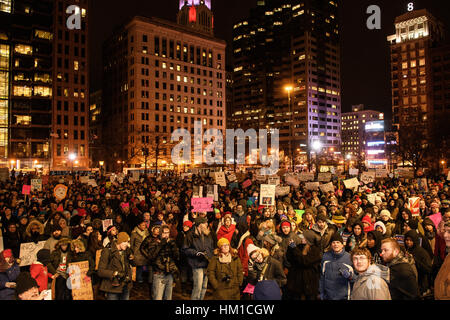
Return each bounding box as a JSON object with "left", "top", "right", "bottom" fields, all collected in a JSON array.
[
  {"left": 404, "top": 230, "right": 420, "bottom": 249},
  {"left": 359, "top": 263, "right": 390, "bottom": 283},
  {"left": 70, "top": 239, "right": 86, "bottom": 253},
  {"left": 55, "top": 238, "right": 72, "bottom": 250},
  {"left": 374, "top": 221, "right": 387, "bottom": 235},
  {"left": 367, "top": 230, "right": 383, "bottom": 252},
  {"left": 25, "top": 219, "right": 44, "bottom": 237}
]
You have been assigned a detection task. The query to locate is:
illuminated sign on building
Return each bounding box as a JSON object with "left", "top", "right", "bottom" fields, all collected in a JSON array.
[
  {"left": 365, "top": 121, "right": 384, "bottom": 132},
  {"left": 367, "top": 141, "right": 385, "bottom": 147},
  {"left": 179, "top": 0, "right": 211, "bottom": 10},
  {"left": 368, "top": 159, "right": 388, "bottom": 165},
  {"left": 367, "top": 149, "right": 385, "bottom": 155}
]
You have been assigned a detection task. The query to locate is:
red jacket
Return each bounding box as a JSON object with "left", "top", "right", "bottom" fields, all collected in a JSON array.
[
  {"left": 238, "top": 237, "right": 253, "bottom": 277},
  {"left": 216, "top": 224, "right": 236, "bottom": 244},
  {"left": 30, "top": 263, "right": 53, "bottom": 292}
]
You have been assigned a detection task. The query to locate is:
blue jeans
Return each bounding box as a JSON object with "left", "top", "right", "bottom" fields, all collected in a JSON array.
[
  {"left": 136, "top": 266, "right": 144, "bottom": 283},
  {"left": 106, "top": 286, "right": 130, "bottom": 300},
  {"left": 152, "top": 273, "right": 174, "bottom": 300},
  {"left": 191, "top": 268, "right": 208, "bottom": 300}
]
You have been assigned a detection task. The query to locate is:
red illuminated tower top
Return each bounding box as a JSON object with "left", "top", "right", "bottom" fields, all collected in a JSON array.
[{"left": 177, "top": 0, "right": 214, "bottom": 36}]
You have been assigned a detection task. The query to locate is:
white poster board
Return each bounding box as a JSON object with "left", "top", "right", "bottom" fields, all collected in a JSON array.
[
  {"left": 360, "top": 172, "right": 375, "bottom": 185},
  {"left": 349, "top": 168, "right": 359, "bottom": 176},
  {"left": 275, "top": 186, "right": 291, "bottom": 197},
  {"left": 367, "top": 194, "right": 377, "bottom": 205},
  {"left": 19, "top": 241, "right": 46, "bottom": 266},
  {"left": 318, "top": 172, "right": 332, "bottom": 182},
  {"left": 375, "top": 169, "right": 389, "bottom": 178},
  {"left": 267, "top": 176, "right": 280, "bottom": 186},
  {"left": 298, "top": 172, "right": 315, "bottom": 182},
  {"left": 214, "top": 172, "right": 227, "bottom": 187},
  {"left": 343, "top": 178, "right": 360, "bottom": 190},
  {"left": 285, "top": 175, "right": 299, "bottom": 188},
  {"left": 319, "top": 182, "right": 334, "bottom": 194},
  {"left": 305, "top": 182, "right": 320, "bottom": 191},
  {"left": 102, "top": 219, "right": 113, "bottom": 232},
  {"left": 227, "top": 173, "right": 237, "bottom": 182},
  {"left": 260, "top": 184, "right": 276, "bottom": 206}
]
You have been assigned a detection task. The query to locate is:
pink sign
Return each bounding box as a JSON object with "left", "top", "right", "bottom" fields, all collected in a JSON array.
[
  {"left": 191, "top": 197, "right": 214, "bottom": 213},
  {"left": 242, "top": 179, "right": 252, "bottom": 188},
  {"left": 22, "top": 185, "right": 31, "bottom": 195},
  {"left": 120, "top": 203, "right": 129, "bottom": 209}
]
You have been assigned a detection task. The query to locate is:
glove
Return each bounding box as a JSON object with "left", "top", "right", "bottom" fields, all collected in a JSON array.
[
  {"left": 288, "top": 241, "right": 297, "bottom": 249},
  {"left": 340, "top": 268, "right": 353, "bottom": 279}
]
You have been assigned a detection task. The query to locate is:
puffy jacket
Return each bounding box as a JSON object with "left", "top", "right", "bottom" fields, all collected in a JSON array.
[
  {"left": 130, "top": 227, "right": 149, "bottom": 266},
  {"left": 387, "top": 251, "right": 419, "bottom": 300},
  {"left": 0, "top": 263, "right": 20, "bottom": 300},
  {"left": 30, "top": 263, "right": 53, "bottom": 292},
  {"left": 207, "top": 250, "right": 243, "bottom": 300},
  {"left": 319, "top": 249, "right": 353, "bottom": 300},
  {"left": 182, "top": 227, "right": 214, "bottom": 269},
  {"left": 405, "top": 230, "right": 432, "bottom": 292},
  {"left": 351, "top": 264, "right": 391, "bottom": 300}
]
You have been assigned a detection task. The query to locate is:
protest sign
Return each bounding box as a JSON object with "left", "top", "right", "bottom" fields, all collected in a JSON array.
[
  {"left": 191, "top": 197, "right": 214, "bottom": 212},
  {"left": 53, "top": 184, "right": 68, "bottom": 201},
  {"left": 214, "top": 172, "right": 227, "bottom": 187},
  {"left": 22, "top": 185, "right": 31, "bottom": 195},
  {"left": 343, "top": 178, "right": 360, "bottom": 190},
  {"left": 294, "top": 210, "right": 305, "bottom": 222},
  {"left": 193, "top": 186, "right": 203, "bottom": 198},
  {"left": 285, "top": 175, "right": 299, "bottom": 188},
  {"left": 319, "top": 182, "right": 334, "bottom": 194},
  {"left": 275, "top": 186, "right": 290, "bottom": 197},
  {"left": 408, "top": 197, "right": 420, "bottom": 217},
  {"left": 95, "top": 250, "right": 102, "bottom": 270},
  {"left": 305, "top": 182, "right": 320, "bottom": 191},
  {"left": 447, "top": 171, "right": 450, "bottom": 181},
  {"left": 349, "top": 168, "right": 359, "bottom": 176},
  {"left": 396, "top": 168, "right": 414, "bottom": 178},
  {"left": 375, "top": 169, "right": 389, "bottom": 178},
  {"left": 260, "top": 184, "right": 276, "bottom": 206},
  {"left": 69, "top": 261, "right": 94, "bottom": 300},
  {"left": 417, "top": 178, "right": 428, "bottom": 192},
  {"left": 227, "top": 173, "right": 237, "bottom": 182},
  {"left": 0, "top": 236, "right": 3, "bottom": 252},
  {"left": 248, "top": 197, "right": 257, "bottom": 206},
  {"left": 242, "top": 179, "right": 252, "bottom": 188},
  {"left": 87, "top": 180, "right": 98, "bottom": 187},
  {"left": 79, "top": 176, "right": 89, "bottom": 184},
  {"left": 256, "top": 175, "right": 266, "bottom": 183},
  {"left": 298, "top": 172, "right": 314, "bottom": 182},
  {"left": 318, "top": 172, "right": 332, "bottom": 182},
  {"left": 31, "top": 179, "right": 42, "bottom": 192},
  {"left": 394, "top": 234, "right": 405, "bottom": 246},
  {"left": 42, "top": 175, "right": 49, "bottom": 185},
  {"left": 19, "top": 241, "right": 45, "bottom": 266},
  {"left": 360, "top": 172, "right": 375, "bottom": 185},
  {"left": 367, "top": 194, "right": 377, "bottom": 205},
  {"left": 102, "top": 219, "right": 113, "bottom": 232},
  {"left": 0, "top": 168, "right": 8, "bottom": 182},
  {"left": 206, "top": 185, "right": 218, "bottom": 202},
  {"left": 137, "top": 196, "right": 145, "bottom": 202},
  {"left": 105, "top": 182, "right": 112, "bottom": 189},
  {"left": 267, "top": 176, "right": 280, "bottom": 186}
]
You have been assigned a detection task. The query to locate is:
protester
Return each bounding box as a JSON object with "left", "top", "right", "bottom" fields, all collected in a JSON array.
[
  {"left": 0, "top": 249, "right": 20, "bottom": 300},
  {"left": 434, "top": 221, "right": 450, "bottom": 300}
]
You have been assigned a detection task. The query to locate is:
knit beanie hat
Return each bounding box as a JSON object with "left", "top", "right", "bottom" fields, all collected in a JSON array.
[
  {"left": 330, "top": 232, "right": 344, "bottom": 244},
  {"left": 117, "top": 232, "right": 130, "bottom": 245},
  {"left": 217, "top": 237, "right": 230, "bottom": 248},
  {"left": 183, "top": 220, "right": 193, "bottom": 228},
  {"left": 36, "top": 249, "right": 51, "bottom": 265},
  {"left": 280, "top": 220, "right": 291, "bottom": 229},
  {"left": 379, "top": 210, "right": 391, "bottom": 219},
  {"left": 247, "top": 243, "right": 260, "bottom": 257},
  {"left": 15, "top": 272, "right": 39, "bottom": 297}
]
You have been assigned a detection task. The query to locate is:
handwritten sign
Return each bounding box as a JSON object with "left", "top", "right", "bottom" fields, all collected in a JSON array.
[
  {"left": 318, "top": 172, "right": 332, "bottom": 182},
  {"left": 349, "top": 168, "right": 359, "bottom": 176},
  {"left": 375, "top": 169, "right": 389, "bottom": 178},
  {"left": 69, "top": 261, "right": 94, "bottom": 300},
  {"left": 267, "top": 176, "right": 280, "bottom": 186},
  {"left": 275, "top": 186, "right": 290, "bottom": 197},
  {"left": 305, "top": 182, "right": 320, "bottom": 191},
  {"left": 31, "top": 179, "right": 42, "bottom": 192},
  {"left": 319, "top": 182, "right": 334, "bottom": 194},
  {"left": 286, "top": 175, "right": 299, "bottom": 188},
  {"left": 367, "top": 194, "right": 377, "bottom": 205},
  {"left": 298, "top": 172, "right": 314, "bottom": 182},
  {"left": 191, "top": 197, "right": 214, "bottom": 213},
  {"left": 79, "top": 176, "right": 89, "bottom": 184},
  {"left": 227, "top": 173, "right": 237, "bottom": 182},
  {"left": 214, "top": 172, "right": 227, "bottom": 187},
  {"left": 255, "top": 175, "right": 266, "bottom": 183},
  {"left": 360, "top": 172, "right": 375, "bottom": 185},
  {"left": 343, "top": 178, "right": 360, "bottom": 190},
  {"left": 260, "top": 184, "right": 276, "bottom": 206},
  {"left": 22, "top": 185, "right": 31, "bottom": 195},
  {"left": 102, "top": 219, "right": 113, "bottom": 232},
  {"left": 242, "top": 179, "right": 252, "bottom": 188},
  {"left": 19, "top": 241, "right": 46, "bottom": 266}
]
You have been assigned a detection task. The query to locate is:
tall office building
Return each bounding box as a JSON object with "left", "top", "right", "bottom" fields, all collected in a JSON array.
[
  {"left": 341, "top": 104, "right": 384, "bottom": 160},
  {"left": 231, "top": 0, "right": 341, "bottom": 166},
  {"left": 102, "top": 2, "right": 226, "bottom": 170},
  {"left": 52, "top": 0, "right": 90, "bottom": 170},
  {"left": 387, "top": 9, "right": 444, "bottom": 137},
  {"left": 0, "top": 0, "right": 89, "bottom": 171}
]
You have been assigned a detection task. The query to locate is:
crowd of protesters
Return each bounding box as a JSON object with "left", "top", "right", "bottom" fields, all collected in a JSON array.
[{"left": 0, "top": 168, "right": 449, "bottom": 301}]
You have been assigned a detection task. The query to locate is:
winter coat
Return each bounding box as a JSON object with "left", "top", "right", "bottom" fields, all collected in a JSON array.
[
  {"left": 0, "top": 263, "right": 20, "bottom": 300},
  {"left": 23, "top": 220, "right": 48, "bottom": 243},
  {"left": 97, "top": 244, "right": 135, "bottom": 293},
  {"left": 30, "top": 263, "right": 53, "bottom": 292},
  {"left": 387, "top": 251, "right": 419, "bottom": 300},
  {"left": 130, "top": 227, "right": 149, "bottom": 266},
  {"left": 216, "top": 224, "right": 236, "bottom": 244},
  {"left": 286, "top": 243, "right": 322, "bottom": 297},
  {"left": 319, "top": 249, "right": 353, "bottom": 300},
  {"left": 182, "top": 227, "right": 215, "bottom": 269},
  {"left": 351, "top": 264, "right": 391, "bottom": 300},
  {"left": 147, "top": 239, "right": 180, "bottom": 274},
  {"left": 71, "top": 251, "right": 95, "bottom": 278},
  {"left": 405, "top": 230, "right": 432, "bottom": 292},
  {"left": 367, "top": 231, "right": 383, "bottom": 265},
  {"left": 248, "top": 255, "right": 287, "bottom": 288},
  {"left": 207, "top": 250, "right": 243, "bottom": 300},
  {"left": 312, "top": 223, "right": 333, "bottom": 252},
  {"left": 434, "top": 254, "right": 450, "bottom": 300}
]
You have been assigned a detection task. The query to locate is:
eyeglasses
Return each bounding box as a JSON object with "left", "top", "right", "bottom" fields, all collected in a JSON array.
[{"left": 353, "top": 256, "right": 369, "bottom": 262}]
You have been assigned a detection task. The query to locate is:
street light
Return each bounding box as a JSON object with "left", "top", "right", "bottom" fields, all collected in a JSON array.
[
  {"left": 285, "top": 85, "right": 294, "bottom": 172},
  {"left": 68, "top": 153, "right": 76, "bottom": 175},
  {"left": 99, "top": 161, "right": 105, "bottom": 178}
]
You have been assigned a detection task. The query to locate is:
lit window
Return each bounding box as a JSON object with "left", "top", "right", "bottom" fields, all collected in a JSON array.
[
  {"left": 74, "top": 61, "right": 79, "bottom": 71},
  {"left": 33, "top": 86, "right": 52, "bottom": 97},
  {"left": 14, "top": 44, "right": 32, "bottom": 55},
  {"left": 13, "top": 86, "right": 32, "bottom": 97}
]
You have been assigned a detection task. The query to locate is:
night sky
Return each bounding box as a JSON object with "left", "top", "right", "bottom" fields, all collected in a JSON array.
[{"left": 89, "top": 0, "right": 450, "bottom": 124}]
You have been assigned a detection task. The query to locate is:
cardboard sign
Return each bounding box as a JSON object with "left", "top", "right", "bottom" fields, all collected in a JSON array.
[
  {"left": 305, "top": 182, "right": 320, "bottom": 191},
  {"left": 267, "top": 176, "right": 280, "bottom": 186},
  {"left": 242, "top": 179, "right": 252, "bottom": 188},
  {"left": 260, "top": 184, "right": 276, "bottom": 206},
  {"left": 286, "top": 175, "right": 299, "bottom": 188},
  {"left": 409, "top": 197, "right": 420, "bottom": 217},
  {"left": 22, "top": 185, "right": 31, "bottom": 195},
  {"left": 319, "top": 182, "right": 334, "bottom": 194},
  {"left": 214, "top": 172, "right": 227, "bottom": 187},
  {"left": 102, "top": 219, "right": 113, "bottom": 232},
  {"left": 19, "top": 241, "right": 46, "bottom": 266},
  {"left": 343, "top": 178, "right": 360, "bottom": 190},
  {"left": 191, "top": 197, "right": 214, "bottom": 212},
  {"left": 298, "top": 172, "right": 314, "bottom": 182},
  {"left": 349, "top": 168, "right": 359, "bottom": 176},
  {"left": 31, "top": 179, "right": 42, "bottom": 192},
  {"left": 360, "top": 172, "right": 375, "bottom": 185},
  {"left": 375, "top": 169, "right": 389, "bottom": 178},
  {"left": 318, "top": 172, "right": 332, "bottom": 182},
  {"left": 95, "top": 250, "right": 102, "bottom": 270},
  {"left": 69, "top": 261, "right": 94, "bottom": 300},
  {"left": 53, "top": 184, "right": 68, "bottom": 201},
  {"left": 275, "top": 186, "right": 290, "bottom": 197}
]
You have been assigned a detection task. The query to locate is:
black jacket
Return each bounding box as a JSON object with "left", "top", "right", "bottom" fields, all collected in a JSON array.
[{"left": 387, "top": 252, "right": 419, "bottom": 300}]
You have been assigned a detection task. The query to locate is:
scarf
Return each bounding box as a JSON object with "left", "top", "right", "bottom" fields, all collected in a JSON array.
[{"left": 218, "top": 253, "right": 232, "bottom": 264}]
